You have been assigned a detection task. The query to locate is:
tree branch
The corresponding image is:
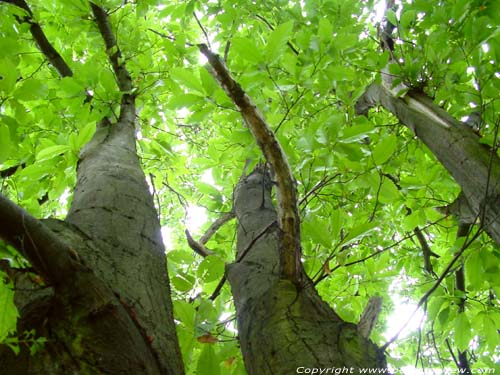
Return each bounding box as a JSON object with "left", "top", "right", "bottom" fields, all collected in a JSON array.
[
  {"left": 199, "top": 44, "right": 302, "bottom": 282},
  {"left": 185, "top": 229, "right": 213, "bottom": 257},
  {"left": 0, "top": 193, "right": 81, "bottom": 285},
  {"left": 199, "top": 211, "right": 235, "bottom": 245},
  {"left": 90, "top": 2, "right": 132, "bottom": 93},
  {"left": 1, "top": 0, "right": 73, "bottom": 77}
]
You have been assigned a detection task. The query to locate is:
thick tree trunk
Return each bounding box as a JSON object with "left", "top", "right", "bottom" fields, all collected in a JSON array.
[
  {"left": 0, "top": 112, "right": 184, "bottom": 374},
  {"left": 226, "top": 167, "right": 386, "bottom": 375},
  {"left": 356, "top": 84, "right": 500, "bottom": 244}
]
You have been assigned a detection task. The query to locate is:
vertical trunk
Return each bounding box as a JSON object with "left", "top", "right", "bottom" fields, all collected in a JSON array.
[
  {"left": 226, "top": 167, "right": 385, "bottom": 375},
  {"left": 0, "top": 111, "right": 184, "bottom": 374},
  {"left": 65, "top": 102, "right": 183, "bottom": 375}
]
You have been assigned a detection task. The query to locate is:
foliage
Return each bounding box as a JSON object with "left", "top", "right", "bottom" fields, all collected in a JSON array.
[{"left": 0, "top": 0, "right": 499, "bottom": 373}]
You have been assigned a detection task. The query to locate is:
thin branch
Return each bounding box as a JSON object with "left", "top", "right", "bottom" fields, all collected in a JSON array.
[
  {"left": 199, "top": 44, "right": 301, "bottom": 282},
  {"left": 90, "top": 2, "right": 132, "bottom": 93},
  {"left": 1, "top": 0, "right": 73, "bottom": 77},
  {"left": 147, "top": 28, "right": 195, "bottom": 47},
  {"left": 209, "top": 220, "right": 278, "bottom": 300},
  {"left": 193, "top": 12, "right": 211, "bottom": 49},
  {"left": 185, "top": 229, "right": 213, "bottom": 257},
  {"left": 199, "top": 211, "right": 235, "bottom": 245}
]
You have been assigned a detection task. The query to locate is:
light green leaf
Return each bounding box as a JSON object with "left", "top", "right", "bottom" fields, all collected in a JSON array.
[
  {"left": 171, "top": 272, "right": 195, "bottom": 292},
  {"left": 340, "top": 222, "right": 378, "bottom": 247},
  {"left": 386, "top": 10, "right": 398, "bottom": 26},
  {"left": 265, "top": 21, "right": 294, "bottom": 62},
  {"left": 14, "top": 79, "right": 48, "bottom": 101},
  {"left": 340, "top": 124, "right": 375, "bottom": 143},
  {"left": 378, "top": 178, "right": 400, "bottom": 203},
  {"left": 197, "top": 344, "right": 220, "bottom": 375},
  {"left": 318, "top": 19, "right": 333, "bottom": 42},
  {"left": 173, "top": 300, "right": 196, "bottom": 329},
  {"left": 465, "top": 250, "right": 484, "bottom": 290},
  {"left": 302, "top": 217, "right": 333, "bottom": 248},
  {"left": 76, "top": 123, "right": 97, "bottom": 151},
  {"left": 0, "top": 278, "right": 18, "bottom": 341},
  {"left": 0, "top": 59, "right": 18, "bottom": 94},
  {"left": 197, "top": 256, "right": 225, "bottom": 283},
  {"left": 372, "top": 134, "right": 397, "bottom": 165},
  {"left": 36, "top": 145, "right": 70, "bottom": 162},
  {"left": 0, "top": 126, "right": 11, "bottom": 164},
  {"left": 454, "top": 312, "right": 471, "bottom": 353},
  {"left": 171, "top": 67, "right": 205, "bottom": 94},
  {"left": 168, "top": 94, "right": 205, "bottom": 109},
  {"left": 230, "top": 37, "right": 262, "bottom": 63}
]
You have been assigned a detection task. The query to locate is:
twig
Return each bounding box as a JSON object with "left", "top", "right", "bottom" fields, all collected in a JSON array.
[
  {"left": 209, "top": 220, "right": 278, "bottom": 300},
  {"left": 193, "top": 12, "right": 211, "bottom": 49}
]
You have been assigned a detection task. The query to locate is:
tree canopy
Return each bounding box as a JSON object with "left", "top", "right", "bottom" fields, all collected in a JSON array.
[{"left": 0, "top": 0, "right": 499, "bottom": 373}]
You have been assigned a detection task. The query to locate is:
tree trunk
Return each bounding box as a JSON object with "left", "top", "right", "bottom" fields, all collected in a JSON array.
[
  {"left": 0, "top": 113, "right": 184, "bottom": 374},
  {"left": 226, "top": 167, "right": 386, "bottom": 375},
  {"left": 356, "top": 84, "right": 500, "bottom": 244}
]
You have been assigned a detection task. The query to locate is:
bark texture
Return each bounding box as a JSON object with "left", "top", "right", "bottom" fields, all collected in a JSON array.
[
  {"left": 226, "top": 168, "right": 386, "bottom": 375},
  {"left": 356, "top": 85, "right": 500, "bottom": 244},
  {"left": 0, "top": 111, "right": 183, "bottom": 375}
]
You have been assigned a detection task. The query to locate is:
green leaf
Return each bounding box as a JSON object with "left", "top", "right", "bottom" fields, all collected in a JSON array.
[
  {"left": 173, "top": 300, "right": 196, "bottom": 329},
  {"left": 372, "top": 134, "right": 397, "bottom": 165},
  {"left": 465, "top": 250, "right": 484, "bottom": 290},
  {"left": 0, "top": 58, "right": 18, "bottom": 94},
  {"left": 318, "top": 19, "right": 333, "bottom": 43},
  {"left": 302, "top": 217, "right": 333, "bottom": 248},
  {"left": 172, "top": 272, "right": 195, "bottom": 292},
  {"left": 0, "top": 126, "right": 11, "bottom": 164},
  {"left": 386, "top": 10, "right": 398, "bottom": 26},
  {"left": 0, "top": 278, "right": 18, "bottom": 341},
  {"left": 14, "top": 79, "right": 48, "bottom": 101},
  {"left": 59, "top": 77, "right": 85, "bottom": 96},
  {"left": 340, "top": 222, "right": 378, "bottom": 247},
  {"left": 265, "top": 21, "right": 294, "bottom": 62},
  {"left": 197, "top": 344, "right": 220, "bottom": 375},
  {"left": 170, "top": 67, "right": 205, "bottom": 94},
  {"left": 197, "top": 255, "right": 225, "bottom": 283},
  {"left": 454, "top": 312, "right": 471, "bottom": 353},
  {"left": 230, "top": 37, "right": 262, "bottom": 63},
  {"left": 168, "top": 94, "right": 205, "bottom": 109},
  {"left": 76, "top": 123, "right": 96, "bottom": 151},
  {"left": 340, "top": 124, "right": 375, "bottom": 143},
  {"left": 36, "top": 145, "right": 70, "bottom": 162},
  {"left": 378, "top": 178, "right": 400, "bottom": 203}
]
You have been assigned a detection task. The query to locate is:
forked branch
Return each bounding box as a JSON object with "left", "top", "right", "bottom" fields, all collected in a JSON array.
[{"left": 199, "top": 44, "right": 301, "bottom": 282}]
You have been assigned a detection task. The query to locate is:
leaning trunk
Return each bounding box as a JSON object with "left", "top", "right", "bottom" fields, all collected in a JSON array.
[
  {"left": 356, "top": 85, "right": 500, "bottom": 244},
  {"left": 226, "top": 167, "right": 386, "bottom": 375}
]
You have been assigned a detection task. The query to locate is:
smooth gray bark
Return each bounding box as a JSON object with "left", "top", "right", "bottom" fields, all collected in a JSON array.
[
  {"left": 227, "top": 167, "right": 386, "bottom": 375},
  {"left": 356, "top": 84, "right": 500, "bottom": 244}
]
